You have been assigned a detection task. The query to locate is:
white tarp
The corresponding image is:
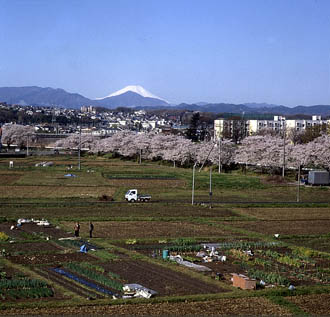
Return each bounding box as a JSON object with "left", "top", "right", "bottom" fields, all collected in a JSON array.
[
  {"left": 123, "top": 284, "right": 157, "bottom": 299},
  {"left": 169, "top": 255, "right": 212, "bottom": 272}
]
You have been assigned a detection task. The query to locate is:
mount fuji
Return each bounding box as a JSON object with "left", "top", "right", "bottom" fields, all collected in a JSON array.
[
  {"left": 97, "top": 85, "right": 168, "bottom": 102},
  {"left": 95, "top": 85, "right": 169, "bottom": 108}
]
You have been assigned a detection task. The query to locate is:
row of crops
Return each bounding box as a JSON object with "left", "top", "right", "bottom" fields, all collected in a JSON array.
[
  {"left": 0, "top": 277, "right": 53, "bottom": 300},
  {"left": 62, "top": 262, "right": 124, "bottom": 293},
  {"left": 163, "top": 241, "right": 281, "bottom": 253},
  {"left": 53, "top": 268, "right": 115, "bottom": 296}
]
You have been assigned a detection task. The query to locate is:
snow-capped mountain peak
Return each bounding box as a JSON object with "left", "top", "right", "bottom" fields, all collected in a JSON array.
[{"left": 96, "top": 85, "right": 167, "bottom": 102}]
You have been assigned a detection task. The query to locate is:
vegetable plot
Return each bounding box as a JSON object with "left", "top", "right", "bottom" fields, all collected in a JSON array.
[{"left": 0, "top": 277, "right": 53, "bottom": 300}]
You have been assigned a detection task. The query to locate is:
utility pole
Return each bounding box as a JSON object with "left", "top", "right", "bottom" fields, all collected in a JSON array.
[
  {"left": 209, "top": 166, "right": 212, "bottom": 208},
  {"left": 297, "top": 165, "right": 301, "bottom": 202},
  {"left": 282, "top": 120, "right": 286, "bottom": 178},
  {"left": 26, "top": 134, "right": 29, "bottom": 156},
  {"left": 78, "top": 127, "right": 81, "bottom": 170},
  {"left": 199, "top": 142, "right": 216, "bottom": 172},
  {"left": 192, "top": 162, "right": 197, "bottom": 205},
  {"left": 218, "top": 136, "right": 221, "bottom": 174},
  {"left": 52, "top": 109, "right": 57, "bottom": 134}
]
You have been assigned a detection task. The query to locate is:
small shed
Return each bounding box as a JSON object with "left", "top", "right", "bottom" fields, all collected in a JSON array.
[
  {"left": 308, "top": 170, "right": 330, "bottom": 185},
  {"left": 231, "top": 273, "right": 256, "bottom": 290}
]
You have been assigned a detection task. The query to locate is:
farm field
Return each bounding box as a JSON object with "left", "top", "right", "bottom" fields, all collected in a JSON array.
[
  {"left": 0, "top": 155, "right": 330, "bottom": 315},
  {"left": 60, "top": 220, "right": 229, "bottom": 239},
  {"left": 235, "top": 207, "right": 330, "bottom": 220},
  {"left": 1, "top": 297, "right": 291, "bottom": 316},
  {"left": 229, "top": 220, "right": 330, "bottom": 236},
  {"left": 0, "top": 203, "right": 238, "bottom": 220}
]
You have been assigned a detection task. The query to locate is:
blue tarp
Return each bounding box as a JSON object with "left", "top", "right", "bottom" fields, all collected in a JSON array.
[
  {"left": 64, "top": 173, "right": 77, "bottom": 177},
  {"left": 80, "top": 244, "right": 87, "bottom": 253},
  {"left": 52, "top": 268, "right": 114, "bottom": 296}
]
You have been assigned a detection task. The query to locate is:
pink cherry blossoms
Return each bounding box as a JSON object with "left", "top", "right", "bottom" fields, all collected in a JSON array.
[{"left": 2, "top": 124, "right": 36, "bottom": 148}]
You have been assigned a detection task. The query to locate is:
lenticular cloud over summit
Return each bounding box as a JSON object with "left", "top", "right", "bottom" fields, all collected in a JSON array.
[{"left": 96, "top": 85, "right": 168, "bottom": 102}]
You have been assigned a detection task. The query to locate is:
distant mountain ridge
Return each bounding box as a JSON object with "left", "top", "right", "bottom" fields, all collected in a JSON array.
[
  {"left": 243, "top": 102, "right": 283, "bottom": 109},
  {"left": 96, "top": 91, "right": 168, "bottom": 108},
  {"left": 0, "top": 86, "right": 168, "bottom": 109},
  {"left": 1, "top": 86, "right": 330, "bottom": 116},
  {"left": 0, "top": 86, "right": 90, "bottom": 108}
]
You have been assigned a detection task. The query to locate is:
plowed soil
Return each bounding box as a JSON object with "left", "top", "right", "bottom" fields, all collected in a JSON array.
[
  {"left": 63, "top": 221, "right": 227, "bottom": 239},
  {"left": 0, "top": 222, "right": 25, "bottom": 240},
  {"left": 0, "top": 174, "right": 22, "bottom": 184},
  {"left": 0, "top": 297, "right": 291, "bottom": 315},
  {"left": 236, "top": 208, "right": 330, "bottom": 221},
  {"left": 0, "top": 222, "right": 72, "bottom": 240},
  {"left": 230, "top": 219, "right": 330, "bottom": 235},
  {"left": 103, "top": 258, "right": 226, "bottom": 296},
  {"left": 288, "top": 293, "right": 330, "bottom": 315},
  {"left": 8, "top": 252, "right": 97, "bottom": 265},
  {"left": 0, "top": 241, "right": 60, "bottom": 254},
  {"left": 19, "top": 222, "right": 73, "bottom": 239}
]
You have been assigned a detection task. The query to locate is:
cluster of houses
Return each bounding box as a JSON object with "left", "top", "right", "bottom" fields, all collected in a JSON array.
[
  {"left": 79, "top": 107, "right": 182, "bottom": 136},
  {"left": 2, "top": 102, "right": 330, "bottom": 142},
  {"left": 0, "top": 102, "right": 186, "bottom": 137}
]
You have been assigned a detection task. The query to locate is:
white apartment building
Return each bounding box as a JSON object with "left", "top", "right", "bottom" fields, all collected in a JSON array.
[
  {"left": 248, "top": 116, "right": 286, "bottom": 134},
  {"left": 81, "top": 106, "right": 96, "bottom": 113},
  {"left": 214, "top": 118, "right": 248, "bottom": 139},
  {"left": 214, "top": 115, "right": 330, "bottom": 139},
  {"left": 285, "top": 115, "right": 330, "bottom": 132}
]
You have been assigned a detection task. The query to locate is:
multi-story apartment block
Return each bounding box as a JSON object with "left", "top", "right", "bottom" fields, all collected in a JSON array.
[
  {"left": 248, "top": 116, "right": 286, "bottom": 135},
  {"left": 81, "top": 106, "right": 96, "bottom": 113},
  {"left": 214, "top": 118, "right": 249, "bottom": 142},
  {"left": 214, "top": 115, "right": 330, "bottom": 139},
  {"left": 285, "top": 115, "right": 329, "bottom": 132}
]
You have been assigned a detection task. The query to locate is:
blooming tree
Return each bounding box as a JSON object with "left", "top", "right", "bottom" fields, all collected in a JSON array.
[
  {"left": 290, "top": 134, "right": 330, "bottom": 169},
  {"left": 208, "top": 139, "right": 236, "bottom": 166},
  {"left": 2, "top": 124, "right": 36, "bottom": 148},
  {"left": 161, "top": 135, "right": 194, "bottom": 167},
  {"left": 235, "top": 135, "right": 295, "bottom": 169},
  {"left": 54, "top": 134, "right": 97, "bottom": 150}
]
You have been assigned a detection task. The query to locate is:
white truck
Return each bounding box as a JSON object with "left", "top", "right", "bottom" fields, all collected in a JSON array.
[{"left": 125, "top": 189, "right": 151, "bottom": 203}]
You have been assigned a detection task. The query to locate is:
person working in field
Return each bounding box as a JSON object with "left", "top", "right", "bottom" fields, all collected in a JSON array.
[
  {"left": 89, "top": 222, "right": 94, "bottom": 238},
  {"left": 74, "top": 222, "right": 80, "bottom": 237}
]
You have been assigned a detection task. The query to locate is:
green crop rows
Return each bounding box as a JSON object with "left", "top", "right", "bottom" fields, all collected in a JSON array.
[
  {"left": 0, "top": 277, "right": 53, "bottom": 300},
  {"left": 65, "top": 262, "right": 123, "bottom": 291}
]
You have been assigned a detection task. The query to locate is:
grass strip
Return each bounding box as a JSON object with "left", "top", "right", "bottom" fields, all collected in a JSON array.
[{"left": 268, "top": 296, "right": 309, "bottom": 316}]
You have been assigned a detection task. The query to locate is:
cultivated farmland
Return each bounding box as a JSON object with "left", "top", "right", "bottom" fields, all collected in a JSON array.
[{"left": 0, "top": 155, "right": 330, "bottom": 315}]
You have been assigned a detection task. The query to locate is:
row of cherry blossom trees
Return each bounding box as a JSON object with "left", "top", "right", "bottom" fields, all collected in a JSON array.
[
  {"left": 234, "top": 134, "right": 330, "bottom": 169},
  {"left": 53, "top": 130, "right": 330, "bottom": 170},
  {"left": 2, "top": 124, "right": 330, "bottom": 170},
  {"left": 53, "top": 131, "right": 236, "bottom": 167}
]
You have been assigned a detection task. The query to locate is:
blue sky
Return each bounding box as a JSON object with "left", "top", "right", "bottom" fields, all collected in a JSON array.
[{"left": 1, "top": 0, "right": 330, "bottom": 106}]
